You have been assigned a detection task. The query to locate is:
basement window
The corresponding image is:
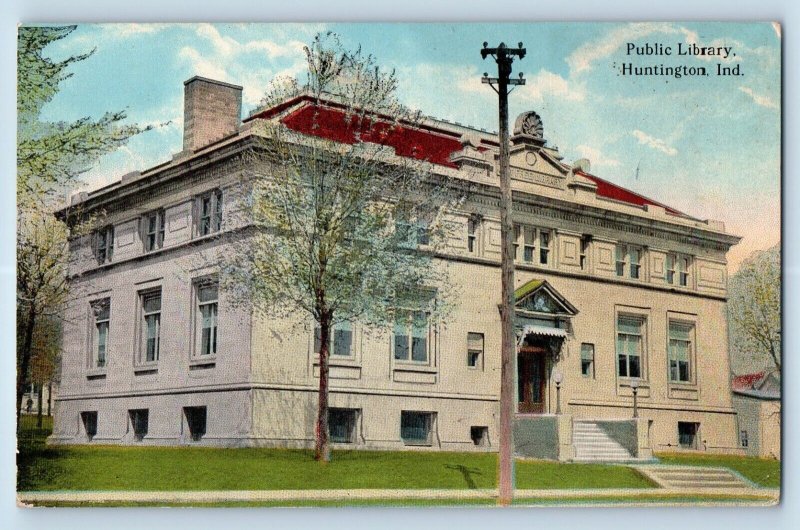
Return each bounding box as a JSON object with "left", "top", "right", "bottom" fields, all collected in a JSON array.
[
  {"left": 470, "top": 426, "right": 489, "bottom": 447},
  {"left": 401, "top": 411, "right": 434, "bottom": 446},
  {"left": 184, "top": 406, "right": 207, "bottom": 442},
  {"left": 81, "top": 411, "right": 98, "bottom": 441},
  {"left": 678, "top": 421, "right": 699, "bottom": 449},
  {"left": 329, "top": 408, "right": 358, "bottom": 444},
  {"left": 129, "top": 409, "right": 149, "bottom": 442}
]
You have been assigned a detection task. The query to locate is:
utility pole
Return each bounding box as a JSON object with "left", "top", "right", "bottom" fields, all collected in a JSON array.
[{"left": 481, "top": 42, "right": 525, "bottom": 507}]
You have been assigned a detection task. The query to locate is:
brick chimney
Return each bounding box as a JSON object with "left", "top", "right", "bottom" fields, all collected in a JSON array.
[{"left": 182, "top": 76, "right": 243, "bottom": 152}]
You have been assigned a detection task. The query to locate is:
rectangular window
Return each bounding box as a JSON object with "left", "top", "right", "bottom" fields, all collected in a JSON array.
[
  {"left": 199, "top": 189, "right": 223, "bottom": 236},
  {"left": 416, "top": 219, "right": 430, "bottom": 246},
  {"left": 401, "top": 411, "right": 433, "bottom": 445},
  {"left": 81, "top": 411, "right": 98, "bottom": 441},
  {"left": 92, "top": 299, "right": 111, "bottom": 368},
  {"left": 580, "top": 343, "right": 595, "bottom": 377},
  {"left": 616, "top": 316, "right": 644, "bottom": 379},
  {"left": 467, "top": 217, "right": 479, "bottom": 253},
  {"left": 395, "top": 216, "right": 430, "bottom": 247},
  {"left": 629, "top": 247, "right": 641, "bottom": 279},
  {"left": 144, "top": 210, "right": 165, "bottom": 252},
  {"left": 95, "top": 226, "right": 114, "bottom": 264},
  {"left": 129, "top": 409, "right": 149, "bottom": 442},
  {"left": 314, "top": 322, "right": 353, "bottom": 357},
  {"left": 467, "top": 332, "right": 484, "bottom": 368},
  {"left": 580, "top": 236, "right": 590, "bottom": 270},
  {"left": 140, "top": 290, "right": 162, "bottom": 363},
  {"left": 668, "top": 321, "right": 693, "bottom": 383},
  {"left": 665, "top": 254, "right": 676, "bottom": 284},
  {"left": 539, "top": 230, "right": 550, "bottom": 265},
  {"left": 678, "top": 422, "right": 699, "bottom": 449},
  {"left": 616, "top": 244, "right": 642, "bottom": 279},
  {"left": 615, "top": 245, "right": 626, "bottom": 277},
  {"left": 329, "top": 408, "right": 357, "bottom": 443},
  {"left": 513, "top": 224, "right": 521, "bottom": 260},
  {"left": 523, "top": 226, "right": 536, "bottom": 263},
  {"left": 184, "top": 406, "right": 207, "bottom": 442},
  {"left": 196, "top": 282, "right": 219, "bottom": 356},
  {"left": 394, "top": 310, "right": 429, "bottom": 363},
  {"left": 741, "top": 430, "right": 749, "bottom": 448},
  {"left": 678, "top": 256, "right": 690, "bottom": 287}
]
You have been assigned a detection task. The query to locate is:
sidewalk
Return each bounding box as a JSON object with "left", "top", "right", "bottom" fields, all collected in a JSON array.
[{"left": 18, "top": 486, "right": 780, "bottom": 506}]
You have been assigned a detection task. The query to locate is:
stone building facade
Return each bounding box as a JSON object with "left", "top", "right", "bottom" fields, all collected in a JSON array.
[{"left": 50, "top": 76, "right": 743, "bottom": 459}]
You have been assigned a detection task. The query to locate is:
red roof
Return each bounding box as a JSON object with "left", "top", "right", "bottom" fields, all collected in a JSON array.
[
  {"left": 280, "top": 104, "right": 463, "bottom": 168},
  {"left": 248, "top": 98, "right": 684, "bottom": 215},
  {"left": 577, "top": 171, "right": 684, "bottom": 216},
  {"left": 732, "top": 371, "right": 766, "bottom": 391}
]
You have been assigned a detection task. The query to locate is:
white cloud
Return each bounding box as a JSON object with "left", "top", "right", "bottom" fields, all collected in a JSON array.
[
  {"left": 567, "top": 23, "right": 680, "bottom": 74},
  {"left": 178, "top": 24, "right": 310, "bottom": 106},
  {"left": 632, "top": 130, "right": 677, "bottom": 156},
  {"left": 178, "top": 46, "right": 228, "bottom": 81},
  {"left": 574, "top": 145, "right": 621, "bottom": 168},
  {"left": 108, "top": 23, "right": 174, "bottom": 37},
  {"left": 195, "top": 23, "right": 306, "bottom": 59},
  {"left": 739, "top": 86, "right": 779, "bottom": 110},
  {"left": 449, "top": 65, "right": 583, "bottom": 106},
  {"left": 520, "top": 69, "right": 585, "bottom": 103}
]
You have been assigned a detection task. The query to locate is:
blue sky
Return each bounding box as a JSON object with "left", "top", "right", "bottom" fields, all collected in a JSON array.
[{"left": 39, "top": 22, "right": 781, "bottom": 271}]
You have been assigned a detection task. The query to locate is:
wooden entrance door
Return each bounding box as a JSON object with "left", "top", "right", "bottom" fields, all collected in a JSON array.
[{"left": 518, "top": 349, "right": 546, "bottom": 414}]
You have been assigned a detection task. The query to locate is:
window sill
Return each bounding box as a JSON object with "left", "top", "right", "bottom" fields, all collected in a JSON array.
[
  {"left": 86, "top": 368, "right": 107, "bottom": 379},
  {"left": 190, "top": 357, "right": 217, "bottom": 371},
  {"left": 618, "top": 378, "right": 649, "bottom": 388},
  {"left": 313, "top": 355, "right": 359, "bottom": 366},
  {"left": 393, "top": 363, "right": 437, "bottom": 374},
  {"left": 190, "top": 355, "right": 217, "bottom": 365},
  {"left": 668, "top": 381, "right": 698, "bottom": 388},
  {"left": 402, "top": 440, "right": 433, "bottom": 447},
  {"left": 134, "top": 365, "right": 159, "bottom": 375}
]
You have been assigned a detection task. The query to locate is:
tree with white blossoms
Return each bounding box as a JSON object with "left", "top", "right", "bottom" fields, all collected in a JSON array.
[
  {"left": 728, "top": 245, "right": 781, "bottom": 373},
  {"left": 17, "top": 25, "right": 152, "bottom": 425},
  {"left": 223, "top": 32, "right": 467, "bottom": 462}
]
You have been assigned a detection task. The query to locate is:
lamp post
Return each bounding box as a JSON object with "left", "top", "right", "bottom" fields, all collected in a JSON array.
[
  {"left": 554, "top": 371, "right": 563, "bottom": 415},
  {"left": 630, "top": 379, "right": 640, "bottom": 419}
]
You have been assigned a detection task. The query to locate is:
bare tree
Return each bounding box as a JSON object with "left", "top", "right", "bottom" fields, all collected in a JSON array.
[
  {"left": 223, "top": 32, "right": 466, "bottom": 462},
  {"left": 728, "top": 245, "right": 781, "bottom": 373}
]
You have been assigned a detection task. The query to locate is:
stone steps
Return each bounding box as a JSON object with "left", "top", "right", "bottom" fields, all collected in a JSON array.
[
  {"left": 572, "top": 420, "right": 635, "bottom": 462},
  {"left": 637, "top": 466, "right": 752, "bottom": 489}
]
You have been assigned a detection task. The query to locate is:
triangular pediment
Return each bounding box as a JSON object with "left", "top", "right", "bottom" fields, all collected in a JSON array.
[
  {"left": 514, "top": 279, "right": 578, "bottom": 316},
  {"left": 508, "top": 146, "right": 567, "bottom": 179}
]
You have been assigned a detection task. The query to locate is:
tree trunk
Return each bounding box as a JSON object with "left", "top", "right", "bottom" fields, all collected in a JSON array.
[
  {"left": 314, "top": 316, "right": 332, "bottom": 462},
  {"left": 16, "top": 305, "right": 36, "bottom": 429},
  {"left": 769, "top": 342, "right": 781, "bottom": 373},
  {"left": 36, "top": 383, "right": 44, "bottom": 428},
  {"left": 47, "top": 381, "right": 52, "bottom": 416}
]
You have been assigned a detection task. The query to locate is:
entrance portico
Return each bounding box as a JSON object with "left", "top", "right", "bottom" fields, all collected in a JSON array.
[
  {"left": 514, "top": 279, "right": 576, "bottom": 417},
  {"left": 511, "top": 279, "right": 652, "bottom": 462}
]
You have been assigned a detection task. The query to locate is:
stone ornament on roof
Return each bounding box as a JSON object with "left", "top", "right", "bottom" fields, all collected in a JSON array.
[{"left": 513, "top": 110, "right": 544, "bottom": 139}]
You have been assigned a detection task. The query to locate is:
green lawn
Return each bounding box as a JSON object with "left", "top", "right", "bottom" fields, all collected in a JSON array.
[
  {"left": 17, "top": 418, "right": 651, "bottom": 492},
  {"left": 654, "top": 452, "right": 781, "bottom": 488}
]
